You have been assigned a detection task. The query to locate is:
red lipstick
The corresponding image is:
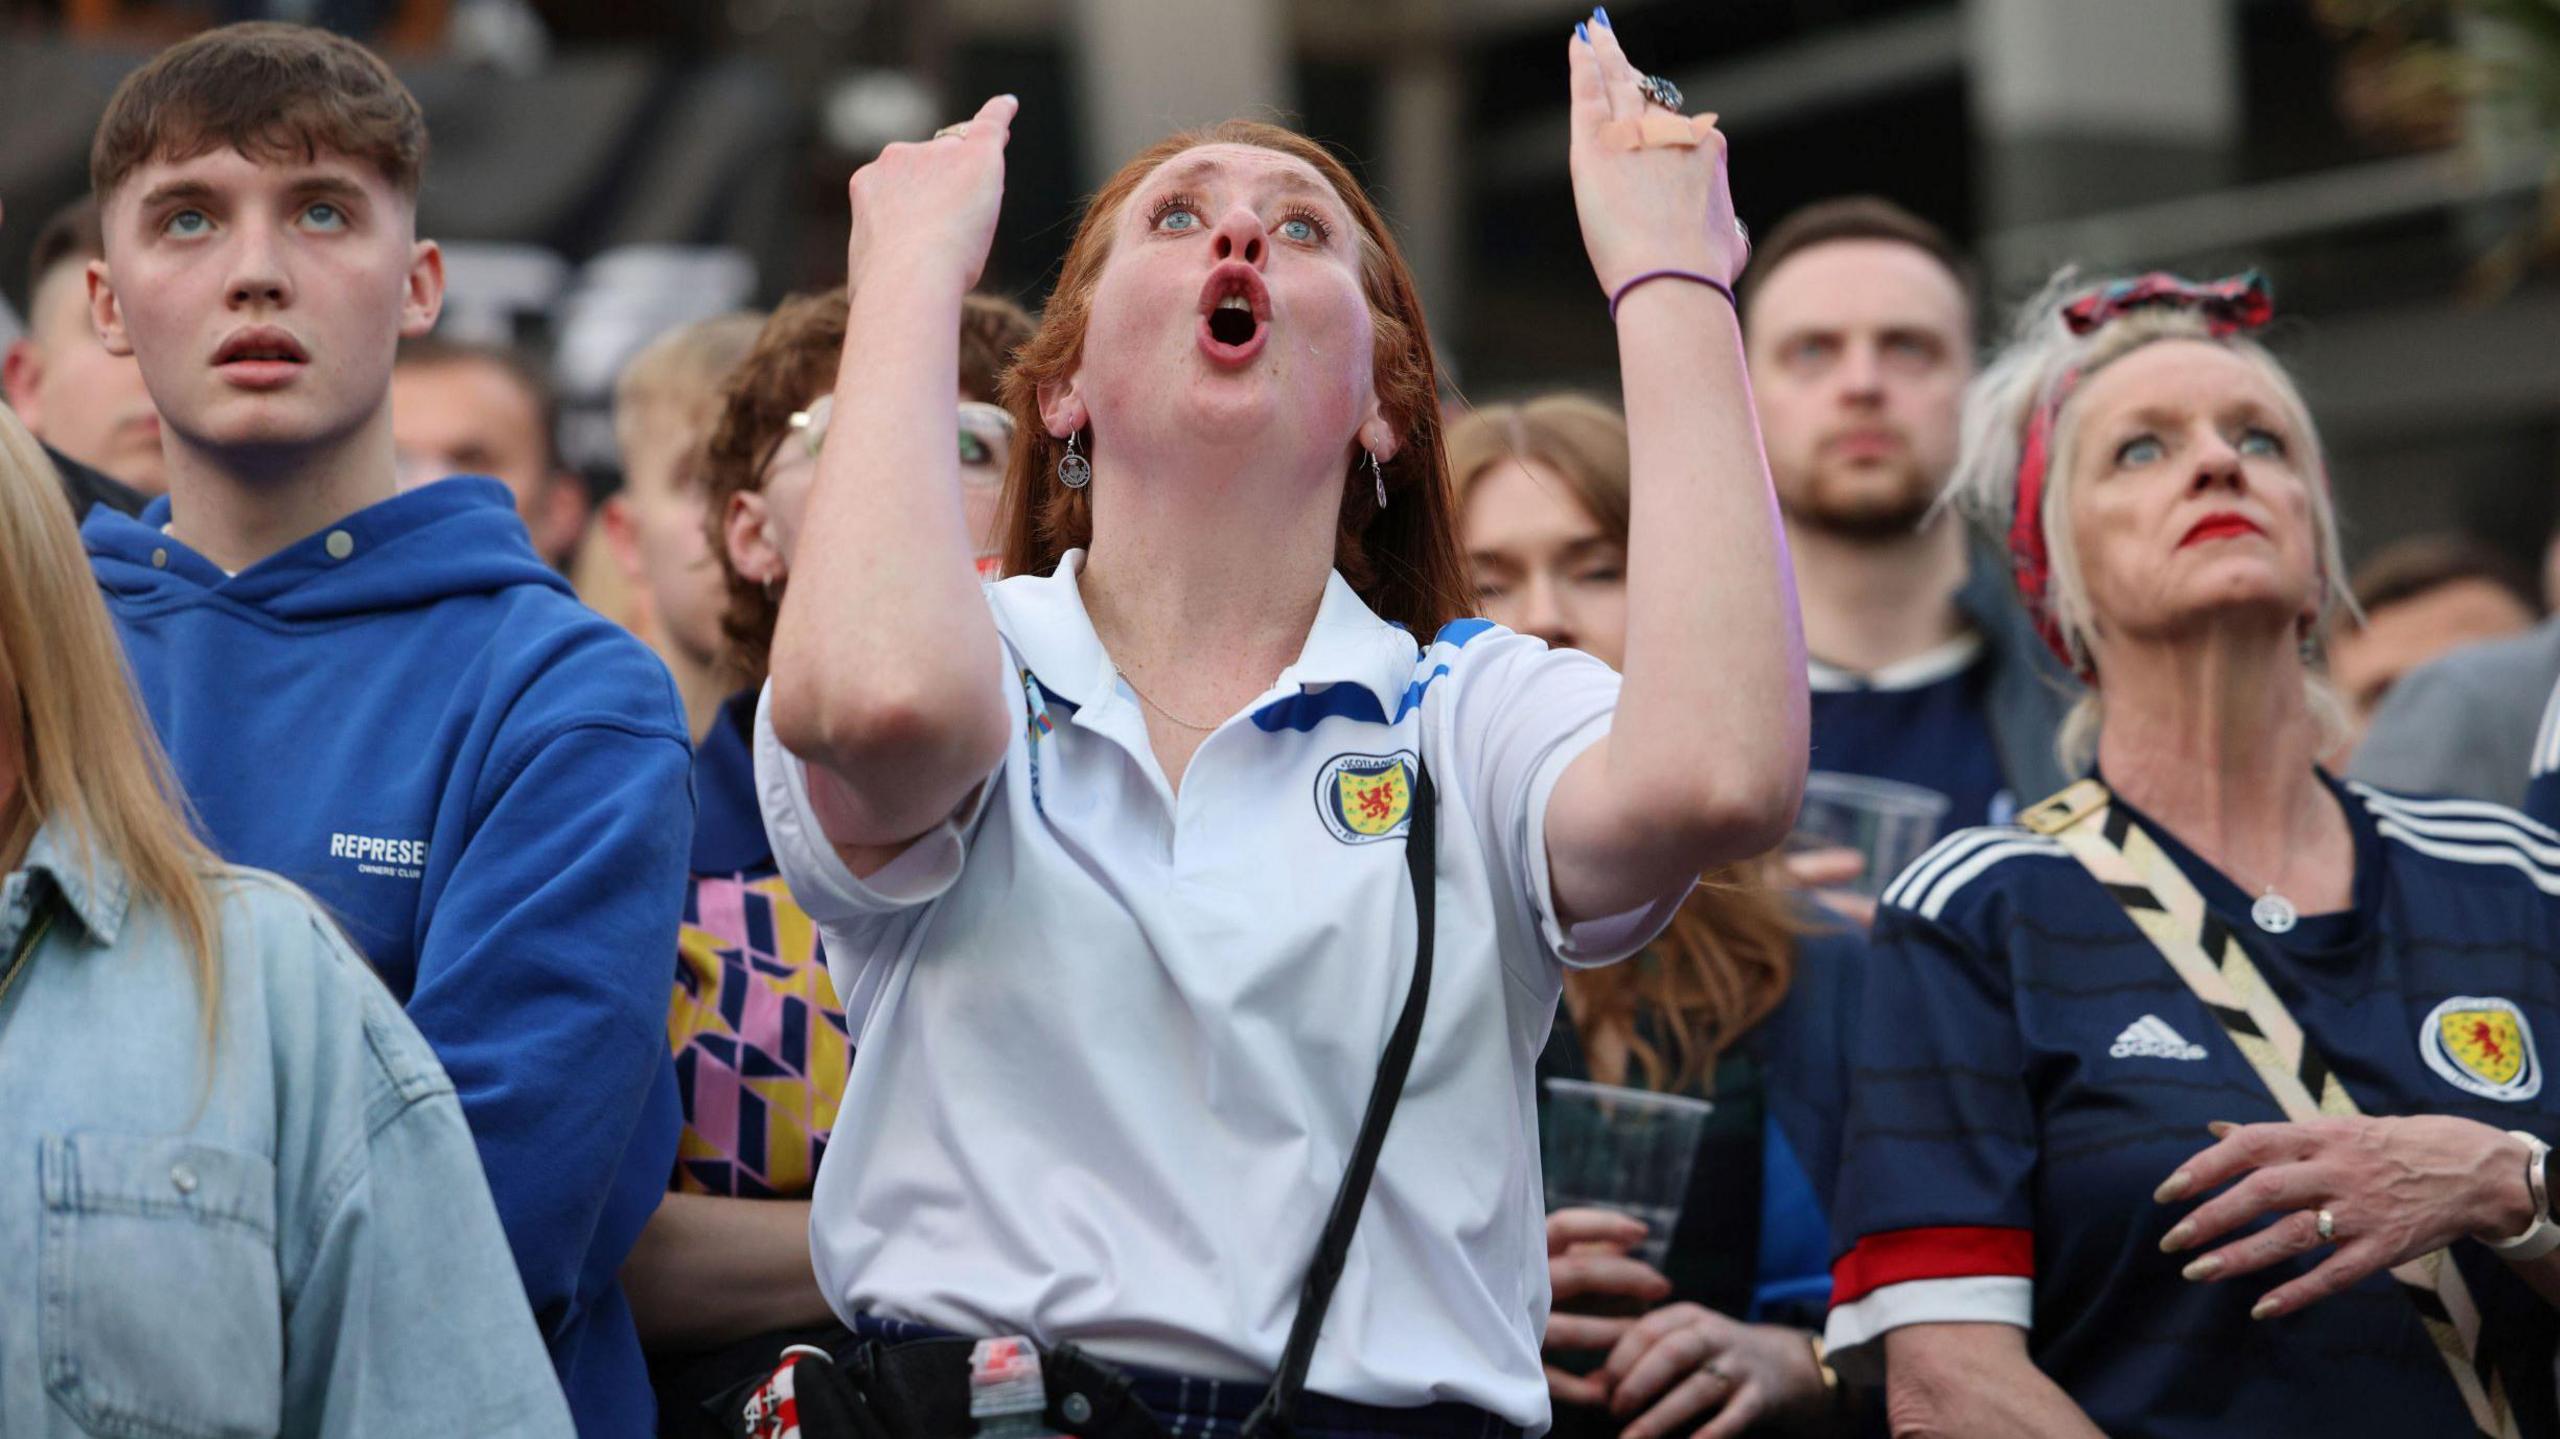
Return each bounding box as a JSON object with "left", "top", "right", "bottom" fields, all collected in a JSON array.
[{"left": 2179, "top": 513, "right": 2265, "bottom": 548}]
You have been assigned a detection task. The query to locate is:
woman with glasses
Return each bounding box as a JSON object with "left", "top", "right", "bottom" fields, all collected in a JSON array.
[{"left": 623, "top": 286, "right": 1036, "bottom": 1435}]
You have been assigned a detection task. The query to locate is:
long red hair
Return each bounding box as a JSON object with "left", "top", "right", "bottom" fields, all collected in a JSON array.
[{"left": 994, "top": 120, "right": 1470, "bottom": 637}]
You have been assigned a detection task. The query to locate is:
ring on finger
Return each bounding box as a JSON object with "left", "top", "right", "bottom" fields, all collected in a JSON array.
[
  {"left": 1638, "top": 74, "right": 1683, "bottom": 112},
  {"left": 933, "top": 122, "right": 970, "bottom": 140},
  {"left": 2314, "top": 1208, "right": 2337, "bottom": 1243}
]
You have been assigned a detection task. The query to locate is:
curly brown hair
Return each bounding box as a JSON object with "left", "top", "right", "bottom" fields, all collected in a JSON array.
[{"left": 702, "top": 289, "right": 1035, "bottom": 686}]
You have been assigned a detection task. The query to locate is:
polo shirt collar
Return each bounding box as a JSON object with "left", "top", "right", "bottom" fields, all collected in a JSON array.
[
  {"left": 991, "top": 549, "right": 1418, "bottom": 724},
  {"left": 690, "top": 689, "right": 772, "bottom": 874}
]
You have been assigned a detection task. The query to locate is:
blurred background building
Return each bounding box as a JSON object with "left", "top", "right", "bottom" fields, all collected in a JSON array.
[{"left": 2, "top": 0, "right": 2553, "bottom": 576}]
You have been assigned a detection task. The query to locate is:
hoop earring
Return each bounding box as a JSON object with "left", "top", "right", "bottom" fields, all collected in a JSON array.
[
  {"left": 1058, "top": 432, "right": 1092, "bottom": 490},
  {"left": 1368, "top": 451, "right": 1387, "bottom": 509}
]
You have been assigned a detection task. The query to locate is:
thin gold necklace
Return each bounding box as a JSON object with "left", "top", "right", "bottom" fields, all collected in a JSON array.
[{"left": 1115, "top": 665, "right": 1222, "bottom": 732}]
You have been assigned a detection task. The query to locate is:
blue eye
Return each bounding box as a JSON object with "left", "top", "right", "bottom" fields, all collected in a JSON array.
[
  {"left": 1784, "top": 336, "right": 1836, "bottom": 370},
  {"left": 1157, "top": 207, "right": 1198, "bottom": 232},
  {"left": 1279, "top": 216, "right": 1317, "bottom": 243},
  {"left": 2238, "top": 427, "right": 2286, "bottom": 458},
  {"left": 302, "top": 201, "right": 346, "bottom": 230},
  {"left": 2115, "top": 434, "right": 2167, "bottom": 468},
  {"left": 164, "top": 209, "right": 210, "bottom": 237}
]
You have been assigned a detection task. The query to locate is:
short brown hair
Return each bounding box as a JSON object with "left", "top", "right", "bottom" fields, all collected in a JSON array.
[
  {"left": 701, "top": 289, "right": 848, "bottom": 687},
  {"left": 91, "top": 22, "right": 428, "bottom": 205},
  {"left": 2349, "top": 533, "right": 2539, "bottom": 617},
  {"left": 1740, "top": 196, "right": 1973, "bottom": 314},
  {"left": 395, "top": 336, "right": 561, "bottom": 474},
  {"left": 26, "top": 197, "right": 105, "bottom": 305},
  {"left": 958, "top": 292, "right": 1035, "bottom": 405}
]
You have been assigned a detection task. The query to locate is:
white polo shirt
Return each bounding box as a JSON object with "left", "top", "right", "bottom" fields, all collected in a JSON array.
[{"left": 756, "top": 550, "right": 1686, "bottom": 1427}]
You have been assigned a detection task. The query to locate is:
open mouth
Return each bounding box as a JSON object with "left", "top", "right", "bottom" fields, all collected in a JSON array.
[
  {"left": 214, "top": 327, "right": 310, "bottom": 367},
  {"left": 1208, "top": 297, "right": 1257, "bottom": 347},
  {"left": 1196, "top": 263, "right": 1271, "bottom": 364}
]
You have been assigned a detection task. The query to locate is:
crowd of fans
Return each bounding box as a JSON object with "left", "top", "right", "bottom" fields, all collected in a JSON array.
[{"left": 6, "top": 14, "right": 2560, "bottom": 1439}]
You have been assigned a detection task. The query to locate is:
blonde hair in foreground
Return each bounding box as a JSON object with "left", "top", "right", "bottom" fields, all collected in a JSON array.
[
  {"left": 1944, "top": 269, "right": 2353, "bottom": 773},
  {"left": 0, "top": 407, "right": 222, "bottom": 1036},
  {"left": 1446, "top": 395, "right": 1797, "bottom": 1093}
]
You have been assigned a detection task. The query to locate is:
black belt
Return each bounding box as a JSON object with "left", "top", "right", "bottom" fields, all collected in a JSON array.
[{"left": 828, "top": 1338, "right": 1168, "bottom": 1439}]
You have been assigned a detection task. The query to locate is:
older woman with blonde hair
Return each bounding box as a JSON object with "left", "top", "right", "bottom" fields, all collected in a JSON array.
[
  {"left": 1824, "top": 271, "right": 2560, "bottom": 1439},
  {"left": 0, "top": 406, "right": 569, "bottom": 1435}
]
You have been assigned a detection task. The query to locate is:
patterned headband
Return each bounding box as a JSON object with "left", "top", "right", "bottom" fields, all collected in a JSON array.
[{"left": 2007, "top": 270, "right": 2276, "bottom": 670}]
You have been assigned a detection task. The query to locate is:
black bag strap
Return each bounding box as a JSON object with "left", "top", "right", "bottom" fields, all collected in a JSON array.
[{"left": 1241, "top": 760, "right": 1438, "bottom": 1439}]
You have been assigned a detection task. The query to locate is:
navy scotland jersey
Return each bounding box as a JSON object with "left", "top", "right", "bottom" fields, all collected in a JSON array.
[
  {"left": 1808, "top": 635, "right": 2012, "bottom": 835},
  {"left": 2527, "top": 673, "right": 2560, "bottom": 830},
  {"left": 1826, "top": 774, "right": 2560, "bottom": 1438}
]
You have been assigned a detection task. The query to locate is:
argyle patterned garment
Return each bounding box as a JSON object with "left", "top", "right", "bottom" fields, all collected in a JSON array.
[{"left": 670, "top": 870, "right": 850, "bottom": 1197}]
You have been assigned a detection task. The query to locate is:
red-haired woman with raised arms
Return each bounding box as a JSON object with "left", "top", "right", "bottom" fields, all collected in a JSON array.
[{"left": 751, "top": 13, "right": 1806, "bottom": 1438}]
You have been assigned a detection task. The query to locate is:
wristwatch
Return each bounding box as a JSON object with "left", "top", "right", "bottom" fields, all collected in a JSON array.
[{"left": 2484, "top": 1130, "right": 2560, "bottom": 1260}]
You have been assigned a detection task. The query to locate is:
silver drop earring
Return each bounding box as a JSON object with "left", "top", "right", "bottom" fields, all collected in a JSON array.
[
  {"left": 1058, "top": 432, "right": 1091, "bottom": 490},
  {"left": 1368, "top": 451, "right": 1387, "bottom": 509}
]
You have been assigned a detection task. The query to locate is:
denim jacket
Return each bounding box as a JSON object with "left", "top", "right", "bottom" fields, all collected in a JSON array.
[{"left": 0, "top": 823, "right": 572, "bottom": 1439}]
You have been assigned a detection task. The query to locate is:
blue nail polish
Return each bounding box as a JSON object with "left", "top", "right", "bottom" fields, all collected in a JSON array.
[
  {"left": 1575, "top": 20, "right": 1589, "bottom": 42},
  {"left": 1595, "top": 6, "right": 1612, "bottom": 28}
]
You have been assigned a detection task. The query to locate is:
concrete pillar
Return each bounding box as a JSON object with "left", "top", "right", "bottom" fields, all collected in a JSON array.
[
  {"left": 1066, "top": 0, "right": 1290, "bottom": 188},
  {"left": 1967, "top": 0, "right": 2241, "bottom": 230},
  {"left": 1379, "top": 46, "right": 1465, "bottom": 363}
]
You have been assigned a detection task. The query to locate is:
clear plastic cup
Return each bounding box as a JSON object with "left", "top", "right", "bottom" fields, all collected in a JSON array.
[
  {"left": 1538, "top": 1077, "right": 1715, "bottom": 1271},
  {"left": 1790, "top": 771, "right": 1951, "bottom": 898}
]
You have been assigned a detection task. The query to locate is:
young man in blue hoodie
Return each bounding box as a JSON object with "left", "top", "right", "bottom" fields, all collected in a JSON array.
[{"left": 78, "top": 24, "right": 691, "bottom": 1434}]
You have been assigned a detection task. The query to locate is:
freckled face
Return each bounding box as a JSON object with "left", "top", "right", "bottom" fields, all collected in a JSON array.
[
  {"left": 2065, "top": 341, "right": 2324, "bottom": 654},
  {"left": 1072, "top": 143, "right": 1377, "bottom": 464}
]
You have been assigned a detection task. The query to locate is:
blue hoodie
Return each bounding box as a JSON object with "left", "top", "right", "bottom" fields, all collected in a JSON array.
[{"left": 86, "top": 477, "right": 691, "bottom": 1437}]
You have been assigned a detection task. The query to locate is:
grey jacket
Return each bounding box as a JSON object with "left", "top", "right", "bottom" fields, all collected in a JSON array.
[
  {"left": 2349, "top": 615, "right": 2560, "bottom": 807},
  {"left": 1953, "top": 536, "right": 2082, "bottom": 807}
]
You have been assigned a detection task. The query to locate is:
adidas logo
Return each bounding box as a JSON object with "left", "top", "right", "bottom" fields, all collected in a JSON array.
[{"left": 2110, "top": 1015, "right": 2208, "bottom": 1061}]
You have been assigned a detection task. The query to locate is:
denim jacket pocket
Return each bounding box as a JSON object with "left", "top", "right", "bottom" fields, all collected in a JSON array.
[{"left": 40, "top": 1133, "right": 284, "bottom": 1439}]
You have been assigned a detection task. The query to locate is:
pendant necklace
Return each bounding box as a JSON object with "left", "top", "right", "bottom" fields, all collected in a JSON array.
[
  {"left": 2226, "top": 852, "right": 2300, "bottom": 935},
  {"left": 2249, "top": 888, "right": 2299, "bottom": 936},
  {"left": 1114, "top": 666, "right": 1221, "bottom": 732}
]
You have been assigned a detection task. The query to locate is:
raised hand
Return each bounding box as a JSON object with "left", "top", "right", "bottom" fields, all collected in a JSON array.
[
  {"left": 845, "top": 93, "right": 1019, "bottom": 298},
  {"left": 1565, "top": 12, "right": 1745, "bottom": 299}
]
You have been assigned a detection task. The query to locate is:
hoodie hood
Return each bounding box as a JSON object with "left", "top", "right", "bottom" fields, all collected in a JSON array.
[{"left": 85, "top": 477, "right": 569, "bottom": 623}]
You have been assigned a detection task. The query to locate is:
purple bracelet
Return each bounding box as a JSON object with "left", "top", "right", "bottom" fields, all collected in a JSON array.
[{"left": 1609, "top": 269, "right": 1736, "bottom": 321}]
